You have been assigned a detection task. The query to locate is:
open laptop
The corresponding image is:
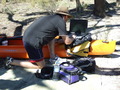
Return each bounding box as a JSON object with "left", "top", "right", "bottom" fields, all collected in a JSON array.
[{"left": 68, "top": 18, "right": 88, "bottom": 36}]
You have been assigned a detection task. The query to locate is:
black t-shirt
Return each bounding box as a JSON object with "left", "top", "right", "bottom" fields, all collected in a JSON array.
[{"left": 23, "top": 14, "right": 67, "bottom": 48}]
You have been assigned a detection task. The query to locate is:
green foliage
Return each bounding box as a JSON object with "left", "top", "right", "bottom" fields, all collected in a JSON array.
[
  {"left": 40, "top": 0, "right": 58, "bottom": 13},
  {"left": 30, "top": 0, "right": 35, "bottom": 7},
  {"left": 1, "top": 0, "right": 6, "bottom": 6}
]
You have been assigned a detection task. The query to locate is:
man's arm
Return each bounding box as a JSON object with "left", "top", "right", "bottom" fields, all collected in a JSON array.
[{"left": 61, "top": 35, "right": 75, "bottom": 45}]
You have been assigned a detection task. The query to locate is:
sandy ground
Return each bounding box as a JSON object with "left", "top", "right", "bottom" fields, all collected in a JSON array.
[{"left": 0, "top": 51, "right": 120, "bottom": 90}]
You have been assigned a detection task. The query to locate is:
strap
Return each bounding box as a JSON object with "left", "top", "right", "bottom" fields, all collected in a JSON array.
[
  {"left": 60, "top": 61, "right": 70, "bottom": 65},
  {"left": 7, "top": 36, "right": 23, "bottom": 40},
  {"left": 73, "top": 57, "right": 93, "bottom": 68}
]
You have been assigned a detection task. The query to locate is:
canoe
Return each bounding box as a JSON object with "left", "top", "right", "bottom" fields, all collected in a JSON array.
[
  {"left": 0, "top": 36, "right": 69, "bottom": 59},
  {"left": 0, "top": 36, "right": 116, "bottom": 59}
]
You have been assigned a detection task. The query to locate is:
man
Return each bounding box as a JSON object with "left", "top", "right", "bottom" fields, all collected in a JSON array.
[{"left": 4, "top": 6, "right": 76, "bottom": 69}]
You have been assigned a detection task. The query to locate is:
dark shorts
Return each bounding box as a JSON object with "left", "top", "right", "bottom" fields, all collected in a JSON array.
[{"left": 23, "top": 42, "right": 44, "bottom": 63}]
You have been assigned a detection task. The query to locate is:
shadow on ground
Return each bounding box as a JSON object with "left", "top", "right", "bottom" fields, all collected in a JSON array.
[{"left": 0, "top": 67, "right": 53, "bottom": 90}]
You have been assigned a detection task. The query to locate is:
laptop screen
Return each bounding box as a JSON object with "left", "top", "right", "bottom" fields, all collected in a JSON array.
[{"left": 69, "top": 19, "right": 88, "bottom": 35}]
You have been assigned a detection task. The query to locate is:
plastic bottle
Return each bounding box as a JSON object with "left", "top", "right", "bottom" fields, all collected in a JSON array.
[
  {"left": 52, "top": 64, "right": 60, "bottom": 81},
  {"left": 55, "top": 57, "right": 67, "bottom": 65}
]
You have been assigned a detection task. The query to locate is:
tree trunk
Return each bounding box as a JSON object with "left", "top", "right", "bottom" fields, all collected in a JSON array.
[
  {"left": 93, "top": 0, "right": 106, "bottom": 18},
  {"left": 76, "top": 0, "right": 82, "bottom": 13},
  {"left": 116, "top": 0, "right": 120, "bottom": 7}
]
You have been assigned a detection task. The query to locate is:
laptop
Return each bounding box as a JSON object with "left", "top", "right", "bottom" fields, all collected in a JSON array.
[{"left": 69, "top": 19, "right": 88, "bottom": 36}]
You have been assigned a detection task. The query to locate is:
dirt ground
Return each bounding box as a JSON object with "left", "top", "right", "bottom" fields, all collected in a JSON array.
[{"left": 0, "top": 0, "right": 118, "bottom": 37}]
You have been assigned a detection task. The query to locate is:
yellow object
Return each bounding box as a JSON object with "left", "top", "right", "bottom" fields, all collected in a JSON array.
[
  {"left": 88, "top": 40, "right": 116, "bottom": 55},
  {"left": 67, "top": 40, "right": 116, "bottom": 57},
  {"left": 55, "top": 36, "right": 60, "bottom": 39},
  {"left": 67, "top": 41, "right": 90, "bottom": 57}
]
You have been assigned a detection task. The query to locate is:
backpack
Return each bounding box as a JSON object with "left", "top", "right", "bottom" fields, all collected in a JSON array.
[{"left": 72, "top": 57, "right": 96, "bottom": 73}]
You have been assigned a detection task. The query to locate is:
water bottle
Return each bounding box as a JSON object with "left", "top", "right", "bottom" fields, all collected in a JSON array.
[
  {"left": 52, "top": 64, "right": 60, "bottom": 81},
  {"left": 55, "top": 57, "right": 67, "bottom": 65}
]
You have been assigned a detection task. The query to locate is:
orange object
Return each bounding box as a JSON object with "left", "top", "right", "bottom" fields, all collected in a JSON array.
[
  {"left": 0, "top": 37, "right": 70, "bottom": 59},
  {"left": 0, "top": 45, "right": 29, "bottom": 59},
  {"left": 88, "top": 40, "right": 116, "bottom": 55},
  {"left": 43, "top": 42, "right": 70, "bottom": 58}
]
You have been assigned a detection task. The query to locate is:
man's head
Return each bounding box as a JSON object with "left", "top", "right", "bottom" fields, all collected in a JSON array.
[{"left": 55, "top": 6, "right": 72, "bottom": 21}]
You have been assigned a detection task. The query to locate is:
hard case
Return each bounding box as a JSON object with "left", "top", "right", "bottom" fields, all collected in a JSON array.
[
  {"left": 59, "top": 62, "right": 80, "bottom": 84},
  {"left": 59, "top": 71, "right": 79, "bottom": 85}
]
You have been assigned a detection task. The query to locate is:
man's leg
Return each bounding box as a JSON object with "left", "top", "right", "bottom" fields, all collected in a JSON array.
[
  {"left": 48, "top": 39, "right": 56, "bottom": 59},
  {"left": 4, "top": 42, "right": 45, "bottom": 69},
  {"left": 10, "top": 60, "right": 45, "bottom": 69}
]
